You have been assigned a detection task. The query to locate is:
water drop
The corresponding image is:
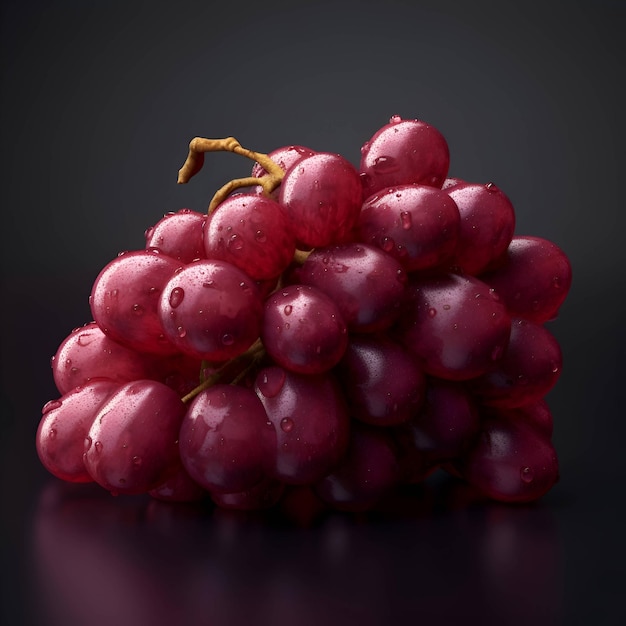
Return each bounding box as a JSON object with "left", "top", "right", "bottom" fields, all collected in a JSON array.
[
  {"left": 144, "top": 226, "right": 155, "bottom": 240},
  {"left": 77, "top": 333, "right": 94, "bottom": 347},
  {"left": 132, "top": 303, "right": 144, "bottom": 316},
  {"left": 381, "top": 236, "right": 395, "bottom": 252},
  {"left": 177, "top": 326, "right": 187, "bottom": 338},
  {"left": 520, "top": 466, "right": 534, "bottom": 483},
  {"left": 400, "top": 211, "right": 412, "bottom": 230},
  {"left": 280, "top": 417, "right": 295, "bottom": 433},
  {"left": 48, "top": 428, "right": 57, "bottom": 439},
  {"left": 428, "top": 308, "right": 437, "bottom": 318},
  {"left": 258, "top": 368, "right": 286, "bottom": 398},
  {"left": 284, "top": 305, "right": 293, "bottom": 316},
  {"left": 373, "top": 155, "right": 399, "bottom": 173},
  {"left": 84, "top": 436, "right": 92, "bottom": 451},
  {"left": 360, "top": 141, "right": 371, "bottom": 155},
  {"left": 485, "top": 182, "right": 499, "bottom": 192},
  {"left": 42, "top": 400, "right": 62, "bottom": 414},
  {"left": 202, "top": 280, "right": 215, "bottom": 288},
  {"left": 221, "top": 333, "right": 234, "bottom": 346},
  {"left": 228, "top": 234, "right": 244, "bottom": 251},
  {"left": 132, "top": 455, "right": 142, "bottom": 467},
  {"left": 552, "top": 276, "right": 562, "bottom": 289},
  {"left": 94, "top": 441, "right": 103, "bottom": 454},
  {"left": 169, "top": 287, "right": 185, "bottom": 308},
  {"left": 389, "top": 114, "right": 402, "bottom": 124},
  {"left": 552, "top": 363, "right": 560, "bottom": 374},
  {"left": 443, "top": 304, "right": 451, "bottom": 310},
  {"left": 255, "top": 230, "right": 267, "bottom": 243}
]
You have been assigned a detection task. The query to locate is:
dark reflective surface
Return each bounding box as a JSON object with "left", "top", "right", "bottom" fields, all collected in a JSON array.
[{"left": 24, "top": 476, "right": 565, "bottom": 626}]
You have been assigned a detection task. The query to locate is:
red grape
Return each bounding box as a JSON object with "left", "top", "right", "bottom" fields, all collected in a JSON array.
[
  {"left": 83, "top": 380, "right": 186, "bottom": 495},
  {"left": 360, "top": 116, "right": 450, "bottom": 197},
  {"left": 145, "top": 208, "right": 206, "bottom": 263}
]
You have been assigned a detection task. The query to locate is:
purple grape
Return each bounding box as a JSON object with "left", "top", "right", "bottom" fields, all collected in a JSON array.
[
  {"left": 470, "top": 318, "right": 563, "bottom": 408},
  {"left": 444, "top": 181, "right": 516, "bottom": 275},
  {"left": 90, "top": 249, "right": 181, "bottom": 355},
  {"left": 396, "top": 274, "right": 511, "bottom": 380},
  {"left": 251, "top": 145, "right": 316, "bottom": 178},
  {"left": 298, "top": 242, "right": 408, "bottom": 333},
  {"left": 158, "top": 259, "right": 263, "bottom": 361},
  {"left": 314, "top": 422, "right": 400, "bottom": 512},
  {"left": 254, "top": 366, "right": 350, "bottom": 484},
  {"left": 478, "top": 236, "right": 572, "bottom": 323},
  {"left": 179, "top": 384, "right": 276, "bottom": 494},
  {"left": 36, "top": 380, "right": 121, "bottom": 483},
  {"left": 278, "top": 152, "right": 363, "bottom": 249},
  {"left": 145, "top": 208, "right": 206, "bottom": 263},
  {"left": 261, "top": 284, "right": 348, "bottom": 374},
  {"left": 204, "top": 193, "right": 296, "bottom": 280},
  {"left": 83, "top": 380, "right": 186, "bottom": 495},
  {"left": 459, "top": 416, "right": 559, "bottom": 503},
  {"left": 337, "top": 335, "right": 426, "bottom": 427},
  {"left": 393, "top": 378, "right": 480, "bottom": 481},
  {"left": 360, "top": 116, "right": 450, "bottom": 198},
  {"left": 357, "top": 183, "right": 461, "bottom": 272},
  {"left": 148, "top": 462, "right": 208, "bottom": 503},
  {"left": 210, "top": 476, "right": 285, "bottom": 511}
]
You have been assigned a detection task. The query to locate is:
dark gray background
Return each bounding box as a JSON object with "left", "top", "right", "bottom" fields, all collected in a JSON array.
[{"left": 1, "top": 1, "right": 625, "bottom": 625}]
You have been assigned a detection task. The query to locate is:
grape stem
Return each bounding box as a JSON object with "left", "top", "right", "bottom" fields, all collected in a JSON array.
[
  {"left": 177, "top": 136, "right": 285, "bottom": 212},
  {"left": 181, "top": 338, "right": 265, "bottom": 403}
]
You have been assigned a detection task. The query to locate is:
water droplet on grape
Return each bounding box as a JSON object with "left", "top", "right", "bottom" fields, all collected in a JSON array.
[
  {"left": 48, "top": 428, "right": 57, "bottom": 439},
  {"left": 42, "top": 400, "right": 62, "bottom": 414},
  {"left": 169, "top": 287, "right": 185, "bottom": 308},
  {"left": 228, "top": 234, "right": 244, "bottom": 251},
  {"left": 258, "top": 368, "right": 286, "bottom": 398},
  {"left": 177, "top": 326, "right": 187, "bottom": 338},
  {"left": 280, "top": 417, "right": 294, "bottom": 433},
  {"left": 132, "top": 303, "right": 144, "bottom": 316},
  {"left": 443, "top": 304, "right": 451, "bottom": 310},
  {"left": 255, "top": 230, "right": 267, "bottom": 243},
  {"left": 144, "top": 226, "right": 155, "bottom": 240},
  {"left": 400, "top": 211, "right": 412, "bottom": 230},
  {"left": 94, "top": 441, "right": 103, "bottom": 454},
  {"left": 84, "top": 436, "right": 92, "bottom": 451},
  {"left": 552, "top": 363, "right": 560, "bottom": 373},
  {"left": 552, "top": 276, "right": 562, "bottom": 289},
  {"left": 520, "top": 466, "right": 534, "bottom": 483},
  {"left": 203, "top": 280, "right": 215, "bottom": 288},
  {"left": 428, "top": 308, "right": 437, "bottom": 318},
  {"left": 360, "top": 141, "right": 371, "bottom": 155},
  {"left": 221, "top": 333, "right": 234, "bottom": 346},
  {"left": 381, "top": 236, "right": 395, "bottom": 252},
  {"left": 284, "top": 305, "right": 293, "bottom": 316},
  {"left": 389, "top": 114, "right": 402, "bottom": 124},
  {"left": 373, "top": 155, "right": 399, "bottom": 173},
  {"left": 132, "top": 455, "right": 142, "bottom": 467}
]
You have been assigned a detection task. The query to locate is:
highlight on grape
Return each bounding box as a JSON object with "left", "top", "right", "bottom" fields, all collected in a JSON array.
[{"left": 37, "top": 116, "right": 571, "bottom": 512}]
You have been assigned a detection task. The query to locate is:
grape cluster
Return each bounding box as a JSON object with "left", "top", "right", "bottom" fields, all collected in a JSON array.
[{"left": 36, "top": 116, "right": 571, "bottom": 512}]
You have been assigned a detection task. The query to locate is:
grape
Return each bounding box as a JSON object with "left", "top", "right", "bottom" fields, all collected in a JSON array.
[
  {"left": 393, "top": 378, "right": 480, "bottom": 481},
  {"left": 470, "top": 318, "right": 562, "bottom": 408},
  {"left": 254, "top": 366, "right": 350, "bottom": 484},
  {"left": 261, "top": 284, "right": 348, "bottom": 374},
  {"left": 360, "top": 116, "right": 450, "bottom": 197},
  {"left": 358, "top": 184, "right": 461, "bottom": 272},
  {"left": 36, "top": 380, "right": 120, "bottom": 483},
  {"left": 210, "top": 476, "right": 285, "bottom": 511},
  {"left": 478, "top": 236, "right": 572, "bottom": 323},
  {"left": 90, "top": 249, "right": 181, "bottom": 355},
  {"left": 148, "top": 462, "right": 208, "bottom": 502},
  {"left": 444, "top": 181, "right": 516, "bottom": 275},
  {"left": 314, "top": 422, "right": 400, "bottom": 512},
  {"left": 459, "top": 416, "right": 559, "bottom": 503},
  {"left": 145, "top": 208, "right": 206, "bottom": 263},
  {"left": 336, "top": 335, "right": 426, "bottom": 427},
  {"left": 51, "top": 322, "right": 159, "bottom": 395},
  {"left": 396, "top": 274, "right": 511, "bottom": 380},
  {"left": 179, "top": 384, "right": 276, "bottom": 494},
  {"left": 251, "top": 145, "right": 316, "bottom": 178},
  {"left": 83, "top": 380, "right": 186, "bottom": 495},
  {"left": 298, "top": 242, "right": 408, "bottom": 332},
  {"left": 204, "top": 193, "right": 296, "bottom": 280},
  {"left": 487, "top": 399, "right": 554, "bottom": 438},
  {"left": 278, "top": 152, "right": 363, "bottom": 249},
  {"left": 158, "top": 259, "right": 263, "bottom": 362}
]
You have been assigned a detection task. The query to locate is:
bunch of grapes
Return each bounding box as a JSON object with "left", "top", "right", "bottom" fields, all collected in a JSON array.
[{"left": 36, "top": 116, "right": 571, "bottom": 512}]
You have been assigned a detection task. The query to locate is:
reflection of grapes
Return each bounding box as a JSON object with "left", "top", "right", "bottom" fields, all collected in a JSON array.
[{"left": 37, "top": 116, "right": 572, "bottom": 510}]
